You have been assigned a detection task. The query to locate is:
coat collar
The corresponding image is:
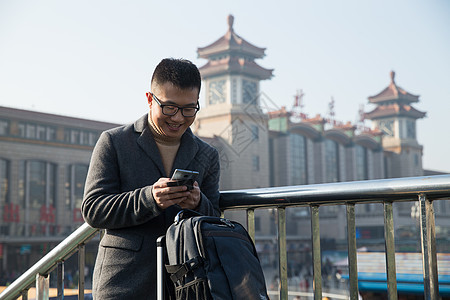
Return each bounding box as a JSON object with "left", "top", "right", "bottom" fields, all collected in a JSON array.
[{"left": 134, "top": 114, "right": 199, "bottom": 176}]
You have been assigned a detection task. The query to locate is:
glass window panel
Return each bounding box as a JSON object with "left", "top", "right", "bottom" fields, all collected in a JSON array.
[
  {"left": 0, "top": 120, "right": 9, "bottom": 135},
  {"left": 37, "top": 125, "right": 46, "bottom": 140},
  {"left": 29, "top": 161, "right": 46, "bottom": 209},
  {"left": 252, "top": 155, "right": 260, "bottom": 171},
  {"left": 290, "top": 134, "right": 307, "bottom": 185},
  {"left": 47, "top": 126, "right": 56, "bottom": 141},
  {"left": 18, "top": 123, "right": 26, "bottom": 137},
  {"left": 26, "top": 124, "right": 36, "bottom": 139},
  {"left": 355, "top": 144, "right": 368, "bottom": 180},
  {"left": 74, "top": 164, "right": 88, "bottom": 209},
  {"left": 325, "top": 139, "right": 339, "bottom": 182},
  {"left": 48, "top": 163, "right": 56, "bottom": 206},
  {"left": 0, "top": 159, "right": 9, "bottom": 204}
]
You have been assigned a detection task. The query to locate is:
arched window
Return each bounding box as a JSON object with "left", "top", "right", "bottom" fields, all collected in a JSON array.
[
  {"left": 289, "top": 134, "right": 307, "bottom": 185},
  {"left": 325, "top": 139, "right": 339, "bottom": 183},
  {"left": 355, "top": 144, "right": 368, "bottom": 180}
]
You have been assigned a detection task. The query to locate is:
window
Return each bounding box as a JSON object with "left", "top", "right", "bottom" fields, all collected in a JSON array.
[
  {"left": 27, "top": 161, "right": 56, "bottom": 209},
  {"left": 47, "top": 126, "right": 56, "bottom": 141},
  {"left": 0, "top": 119, "right": 9, "bottom": 135},
  {"left": 325, "top": 139, "right": 339, "bottom": 182},
  {"left": 251, "top": 125, "right": 259, "bottom": 140},
  {"left": 18, "top": 123, "right": 26, "bottom": 137},
  {"left": 26, "top": 124, "right": 36, "bottom": 139},
  {"left": 65, "top": 164, "right": 88, "bottom": 209},
  {"left": 290, "top": 134, "right": 307, "bottom": 185},
  {"left": 0, "top": 159, "right": 9, "bottom": 204},
  {"left": 406, "top": 120, "right": 416, "bottom": 139},
  {"left": 355, "top": 145, "right": 368, "bottom": 180},
  {"left": 64, "top": 128, "right": 99, "bottom": 145},
  {"left": 37, "top": 125, "right": 46, "bottom": 140},
  {"left": 252, "top": 155, "right": 260, "bottom": 171},
  {"left": 16, "top": 122, "right": 57, "bottom": 141}
]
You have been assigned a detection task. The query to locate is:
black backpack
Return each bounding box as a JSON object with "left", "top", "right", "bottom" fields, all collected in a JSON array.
[{"left": 164, "top": 210, "right": 269, "bottom": 300}]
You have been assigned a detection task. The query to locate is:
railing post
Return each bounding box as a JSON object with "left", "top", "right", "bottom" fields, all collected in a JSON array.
[
  {"left": 346, "top": 203, "right": 359, "bottom": 300},
  {"left": 20, "top": 289, "right": 28, "bottom": 300},
  {"left": 310, "top": 205, "right": 322, "bottom": 299},
  {"left": 418, "top": 194, "right": 439, "bottom": 299},
  {"left": 36, "top": 273, "right": 49, "bottom": 300},
  {"left": 157, "top": 236, "right": 166, "bottom": 300},
  {"left": 78, "top": 243, "right": 86, "bottom": 300},
  {"left": 277, "top": 207, "right": 288, "bottom": 300},
  {"left": 56, "top": 261, "right": 64, "bottom": 300},
  {"left": 383, "top": 202, "right": 398, "bottom": 300},
  {"left": 247, "top": 208, "right": 256, "bottom": 243}
]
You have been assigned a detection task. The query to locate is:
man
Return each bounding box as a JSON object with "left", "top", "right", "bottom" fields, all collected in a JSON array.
[{"left": 82, "top": 58, "right": 220, "bottom": 299}]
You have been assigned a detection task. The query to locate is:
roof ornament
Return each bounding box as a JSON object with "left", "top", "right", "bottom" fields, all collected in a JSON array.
[
  {"left": 390, "top": 70, "right": 396, "bottom": 84},
  {"left": 227, "top": 14, "right": 234, "bottom": 32}
]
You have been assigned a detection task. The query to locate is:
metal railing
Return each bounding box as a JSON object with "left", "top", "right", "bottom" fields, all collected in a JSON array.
[{"left": 1, "top": 175, "right": 449, "bottom": 300}]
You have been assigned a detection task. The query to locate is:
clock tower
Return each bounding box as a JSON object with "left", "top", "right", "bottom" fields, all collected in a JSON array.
[
  {"left": 365, "top": 71, "right": 426, "bottom": 177},
  {"left": 194, "top": 15, "right": 273, "bottom": 190}
]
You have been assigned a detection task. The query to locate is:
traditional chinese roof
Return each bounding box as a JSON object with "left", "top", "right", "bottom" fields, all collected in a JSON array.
[
  {"left": 368, "top": 71, "right": 420, "bottom": 104},
  {"left": 198, "top": 15, "right": 267, "bottom": 59},
  {"left": 199, "top": 56, "right": 273, "bottom": 79},
  {"left": 197, "top": 15, "right": 273, "bottom": 80},
  {"left": 364, "top": 103, "right": 426, "bottom": 120}
]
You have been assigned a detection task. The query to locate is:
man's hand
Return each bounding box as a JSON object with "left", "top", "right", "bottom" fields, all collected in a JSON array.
[
  {"left": 152, "top": 178, "right": 190, "bottom": 209},
  {"left": 179, "top": 181, "right": 201, "bottom": 210}
]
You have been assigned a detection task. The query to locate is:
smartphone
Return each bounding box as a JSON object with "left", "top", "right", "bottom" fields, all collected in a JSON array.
[{"left": 167, "top": 169, "right": 199, "bottom": 190}]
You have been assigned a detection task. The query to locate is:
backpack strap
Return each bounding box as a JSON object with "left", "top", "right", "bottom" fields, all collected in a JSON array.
[
  {"left": 174, "top": 209, "right": 203, "bottom": 224},
  {"left": 165, "top": 256, "right": 202, "bottom": 284}
]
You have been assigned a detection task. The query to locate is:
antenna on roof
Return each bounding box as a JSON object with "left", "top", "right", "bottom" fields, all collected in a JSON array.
[
  {"left": 327, "top": 96, "right": 336, "bottom": 126},
  {"left": 291, "top": 89, "right": 305, "bottom": 123}
]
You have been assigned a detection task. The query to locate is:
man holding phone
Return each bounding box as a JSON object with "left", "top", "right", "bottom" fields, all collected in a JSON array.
[{"left": 82, "top": 58, "right": 220, "bottom": 299}]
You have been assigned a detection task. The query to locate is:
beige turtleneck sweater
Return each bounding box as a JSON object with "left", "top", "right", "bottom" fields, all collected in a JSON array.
[{"left": 148, "top": 115, "right": 181, "bottom": 177}]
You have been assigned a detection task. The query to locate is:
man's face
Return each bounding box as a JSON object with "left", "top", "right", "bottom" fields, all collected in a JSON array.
[{"left": 147, "top": 82, "right": 199, "bottom": 139}]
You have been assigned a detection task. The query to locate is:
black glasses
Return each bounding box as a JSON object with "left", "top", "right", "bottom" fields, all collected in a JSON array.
[{"left": 151, "top": 93, "right": 200, "bottom": 117}]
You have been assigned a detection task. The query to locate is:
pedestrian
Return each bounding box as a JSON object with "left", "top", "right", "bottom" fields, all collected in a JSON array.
[{"left": 82, "top": 58, "right": 221, "bottom": 299}]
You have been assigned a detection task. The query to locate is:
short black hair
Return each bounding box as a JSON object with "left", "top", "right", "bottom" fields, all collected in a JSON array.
[{"left": 151, "top": 58, "right": 201, "bottom": 93}]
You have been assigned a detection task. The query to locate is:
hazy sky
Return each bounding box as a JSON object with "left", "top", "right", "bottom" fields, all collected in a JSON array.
[{"left": 1, "top": 0, "right": 449, "bottom": 172}]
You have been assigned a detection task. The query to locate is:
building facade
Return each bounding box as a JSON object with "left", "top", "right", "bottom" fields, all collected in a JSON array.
[
  {"left": 192, "top": 16, "right": 450, "bottom": 255},
  {"left": 0, "top": 106, "right": 119, "bottom": 283}
]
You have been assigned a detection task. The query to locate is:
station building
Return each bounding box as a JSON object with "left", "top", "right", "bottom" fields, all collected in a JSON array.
[{"left": 1, "top": 14, "right": 449, "bottom": 284}]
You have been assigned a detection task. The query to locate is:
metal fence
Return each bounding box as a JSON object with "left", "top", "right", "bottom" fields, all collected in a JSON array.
[{"left": 1, "top": 175, "right": 449, "bottom": 300}]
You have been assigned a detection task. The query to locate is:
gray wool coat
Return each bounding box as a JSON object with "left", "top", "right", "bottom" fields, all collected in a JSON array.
[{"left": 82, "top": 114, "right": 220, "bottom": 299}]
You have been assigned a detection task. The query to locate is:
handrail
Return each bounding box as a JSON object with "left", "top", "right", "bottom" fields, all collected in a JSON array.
[
  {"left": 1, "top": 175, "right": 449, "bottom": 300},
  {"left": 0, "top": 223, "right": 99, "bottom": 300},
  {"left": 219, "top": 175, "right": 450, "bottom": 209}
]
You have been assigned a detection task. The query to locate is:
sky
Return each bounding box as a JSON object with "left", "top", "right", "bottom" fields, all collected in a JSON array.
[{"left": 1, "top": 0, "right": 449, "bottom": 172}]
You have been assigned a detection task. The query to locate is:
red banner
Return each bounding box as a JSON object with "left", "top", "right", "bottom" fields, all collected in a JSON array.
[
  {"left": 40, "top": 205, "right": 55, "bottom": 223},
  {"left": 2, "top": 203, "right": 20, "bottom": 223}
]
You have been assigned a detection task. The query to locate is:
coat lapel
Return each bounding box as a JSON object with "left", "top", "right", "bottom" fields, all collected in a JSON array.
[
  {"left": 171, "top": 128, "right": 199, "bottom": 174},
  {"left": 134, "top": 115, "right": 166, "bottom": 176},
  {"left": 134, "top": 114, "right": 199, "bottom": 177}
]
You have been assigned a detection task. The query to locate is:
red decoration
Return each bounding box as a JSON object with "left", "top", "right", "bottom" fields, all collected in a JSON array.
[
  {"left": 2, "top": 203, "right": 20, "bottom": 223},
  {"left": 73, "top": 208, "right": 84, "bottom": 223},
  {"left": 40, "top": 205, "right": 55, "bottom": 223}
]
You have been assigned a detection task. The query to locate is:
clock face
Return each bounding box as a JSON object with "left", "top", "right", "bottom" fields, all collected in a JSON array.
[
  {"left": 378, "top": 120, "right": 394, "bottom": 136},
  {"left": 208, "top": 80, "right": 226, "bottom": 104},
  {"left": 242, "top": 79, "right": 257, "bottom": 104}
]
